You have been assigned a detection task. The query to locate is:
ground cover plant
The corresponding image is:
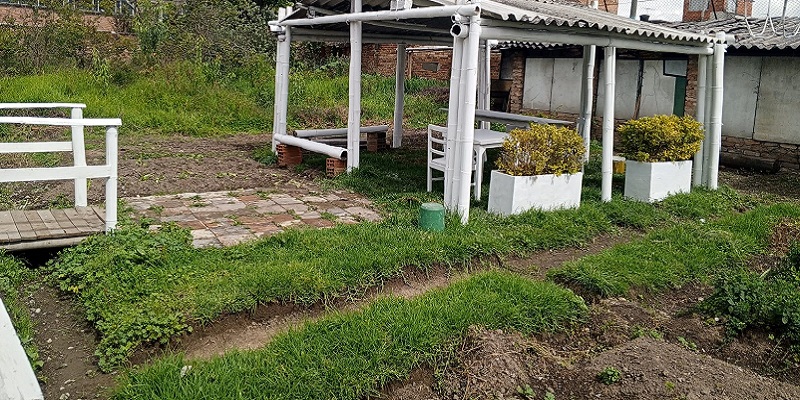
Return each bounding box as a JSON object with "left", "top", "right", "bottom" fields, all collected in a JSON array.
[
  {"left": 549, "top": 203, "right": 800, "bottom": 296},
  {"left": 46, "top": 147, "right": 764, "bottom": 370},
  {"left": 0, "top": 251, "right": 41, "bottom": 368},
  {"left": 113, "top": 271, "right": 587, "bottom": 399}
]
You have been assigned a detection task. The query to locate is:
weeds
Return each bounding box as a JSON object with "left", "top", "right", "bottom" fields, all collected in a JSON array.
[
  {"left": 0, "top": 252, "right": 41, "bottom": 369},
  {"left": 596, "top": 366, "right": 622, "bottom": 385}
]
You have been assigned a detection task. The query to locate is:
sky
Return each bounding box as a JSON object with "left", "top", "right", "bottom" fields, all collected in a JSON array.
[{"left": 614, "top": 0, "right": 800, "bottom": 21}]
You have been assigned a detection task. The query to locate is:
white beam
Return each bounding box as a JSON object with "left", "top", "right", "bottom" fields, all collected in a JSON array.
[
  {"left": 601, "top": 46, "right": 616, "bottom": 202},
  {"left": 455, "top": 16, "right": 482, "bottom": 223},
  {"left": 347, "top": 0, "right": 363, "bottom": 171},
  {"left": 707, "top": 32, "right": 726, "bottom": 189},
  {"left": 0, "top": 117, "right": 121, "bottom": 126},
  {"left": 444, "top": 35, "right": 464, "bottom": 209},
  {"left": 291, "top": 29, "right": 452, "bottom": 45},
  {"left": 393, "top": 44, "right": 407, "bottom": 148},
  {"left": 71, "top": 106, "right": 88, "bottom": 207},
  {"left": 0, "top": 142, "right": 73, "bottom": 153},
  {"left": 693, "top": 55, "right": 707, "bottom": 187},
  {"left": 272, "top": 12, "right": 292, "bottom": 152},
  {"left": 0, "top": 103, "right": 85, "bottom": 109},
  {"left": 702, "top": 50, "right": 714, "bottom": 185},
  {"left": 579, "top": 45, "right": 596, "bottom": 161},
  {"left": 105, "top": 127, "right": 118, "bottom": 231},
  {"left": 275, "top": 4, "right": 481, "bottom": 27},
  {"left": 481, "top": 26, "right": 714, "bottom": 55}
]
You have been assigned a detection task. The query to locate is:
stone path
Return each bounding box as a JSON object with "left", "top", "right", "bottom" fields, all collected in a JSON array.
[{"left": 125, "top": 188, "right": 382, "bottom": 248}]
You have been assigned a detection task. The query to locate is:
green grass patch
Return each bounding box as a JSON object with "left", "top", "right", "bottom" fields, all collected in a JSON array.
[
  {"left": 548, "top": 203, "right": 800, "bottom": 296},
  {"left": 113, "top": 271, "right": 586, "bottom": 400},
  {"left": 0, "top": 62, "right": 447, "bottom": 136},
  {"left": 0, "top": 251, "right": 41, "bottom": 369}
]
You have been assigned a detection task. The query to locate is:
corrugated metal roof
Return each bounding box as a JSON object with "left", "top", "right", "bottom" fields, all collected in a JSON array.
[
  {"left": 285, "top": 0, "right": 717, "bottom": 46},
  {"left": 667, "top": 17, "right": 800, "bottom": 50},
  {"left": 480, "top": 0, "right": 715, "bottom": 44}
]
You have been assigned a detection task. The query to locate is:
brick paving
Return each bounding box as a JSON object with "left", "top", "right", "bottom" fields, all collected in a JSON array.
[{"left": 125, "top": 188, "right": 382, "bottom": 248}]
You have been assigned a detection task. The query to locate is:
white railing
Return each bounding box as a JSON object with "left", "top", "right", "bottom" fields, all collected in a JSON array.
[{"left": 0, "top": 103, "right": 121, "bottom": 231}]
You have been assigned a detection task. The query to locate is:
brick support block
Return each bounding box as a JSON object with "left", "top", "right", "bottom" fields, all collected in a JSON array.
[
  {"left": 276, "top": 144, "right": 303, "bottom": 167},
  {"left": 326, "top": 158, "right": 347, "bottom": 177}
]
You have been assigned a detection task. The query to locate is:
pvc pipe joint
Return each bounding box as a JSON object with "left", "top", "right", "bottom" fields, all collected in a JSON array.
[{"left": 451, "top": 23, "right": 469, "bottom": 38}]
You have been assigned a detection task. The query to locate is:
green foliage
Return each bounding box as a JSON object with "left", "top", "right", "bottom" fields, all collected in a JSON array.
[
  {"left": 496, "top": 125, "right": 585, "bottom": 176},
  {"left": 549, "top": 203, "right": 800, "bottom": 296},
  {"left": 113, "top": 272, "right": 587, "bottom": 399},
  {"left": 619, "top": 115, "right": 703, "bottom": 162},
  {"left": 252, "top": 145, "right": 278, "bottom": 165},
  {"left": 701, "top": 242, "right": 800, "bottom": 349},
  {"left": 0, "top": 252, "right": 42, "bottom": 369},
  {"left": 596, "top": 366, "right": 621, "bottom": 385}
]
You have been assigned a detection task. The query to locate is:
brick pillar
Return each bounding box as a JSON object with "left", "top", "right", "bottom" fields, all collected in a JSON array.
[
  {"left": 509, "top": 51, "right": 525, "bottom": 113},
  {"left": 684, "top": 55, "right": 699, "bottom": 117}
]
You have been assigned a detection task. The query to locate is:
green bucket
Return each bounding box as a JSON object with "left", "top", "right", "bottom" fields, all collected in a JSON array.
[{"left": 419, "top": 202, "right": 445, "bottom": 232}]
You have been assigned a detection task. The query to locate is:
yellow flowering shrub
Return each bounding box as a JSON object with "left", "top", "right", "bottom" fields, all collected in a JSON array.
[
  {"left": 619, "top": 115, "right": 704, "bottom": 162},
  {"left": 495, "top": 124, "right": 585, "bottom": 176}
]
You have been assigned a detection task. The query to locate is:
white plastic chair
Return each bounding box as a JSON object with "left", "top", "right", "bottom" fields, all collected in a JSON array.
[{"left": 426, "top": 124, "right": 478, "bottom": 193}]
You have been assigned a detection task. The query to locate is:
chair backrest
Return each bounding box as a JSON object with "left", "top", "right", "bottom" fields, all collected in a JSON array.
[{"left": 427, "top": 124, "right": 448, "bottom": 162}]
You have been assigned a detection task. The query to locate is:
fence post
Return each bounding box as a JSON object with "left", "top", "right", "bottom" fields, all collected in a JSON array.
[
  {"left": 105, "top": 126, "right": 118, "bottom": 231},
  {"left": 71, "top": 107, "right": 88, "bottom": 207}
]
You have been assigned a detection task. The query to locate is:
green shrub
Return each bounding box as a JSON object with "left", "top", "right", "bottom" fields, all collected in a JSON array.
[
  {"left": 495, "top": 124, "right": 585, "bottom": 176},
  {"left": 0, "top": 252, "right": 41, "bottom": 369},
  {"left": 619, "top": 115, "right": 703, "bottom": 162}
]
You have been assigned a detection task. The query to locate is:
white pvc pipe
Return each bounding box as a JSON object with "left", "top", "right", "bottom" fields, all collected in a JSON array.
[
  {"left": 455, "top": 16, "right": 481, "bottom": 223},
  {"left": 274, "top": 134, "right": 348, "bottom": 159},
  {"left": 393, "top": 44, "right": 407, "bottom": 148},
  {"left": 601, "top": 46, "right": 616, "bottom": 202},
  {"left": 702, "top": 53, "right": 713, "bottom": 185},
  {"left": 347, "top": 0, "right": 363, "bottom": 172},
  {"left": 275, "top": 4, "right": 481, "bottom": 27},
  {"left": 70, "top": 107, "right": 88, "bottom": 207},
  {"left": 579, "top": 45, "right": 596, "bottom": 162},
  {"left": 444, "top": 35, "right": 464, "bottom": 209},
  {"left": 105, "top": 126, "right": 118, "bottom": 231},
  {"left": 272, "top": 20, "right": 291, "bottom": 152},
  {"left": 295, "top": 125, "right": 388, "bottom": 138},
  {"left": 477, "top": 40, "right": 488, "bottom": 130},
  {"left": 707, "top": 33, "right": 726, "bottom": 189},
  {"left": 693, "top": 55, "right": 708, "bottom": 187},
  {"left": 291, "top": 29, "right": 452, "bottom": 46},
  {"left": 481, "top": 26, "right": 714, "bottom": 55},
  {"left": 0, "top": 103, "right": 86, "bottom": 109}
]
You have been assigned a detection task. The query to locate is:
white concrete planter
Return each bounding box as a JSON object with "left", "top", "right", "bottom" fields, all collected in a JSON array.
[
  {"left": 488, "top": 170, "right": 583, "bottom": 216},
  {"left": 624, "top": 160, "right": 692, "bottom": 203}
]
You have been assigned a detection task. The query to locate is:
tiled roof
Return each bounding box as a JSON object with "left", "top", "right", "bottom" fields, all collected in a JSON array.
[{"left": 667, "top": 17, "right": 800, "bottom": 50}]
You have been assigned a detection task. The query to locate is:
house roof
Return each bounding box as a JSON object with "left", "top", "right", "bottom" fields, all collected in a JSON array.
[
  {"left": 280, "top": 0, "right": 717, "bottom": 48},
  {"left": 667, "top": 17, "right": 800, "bottom": 50}
]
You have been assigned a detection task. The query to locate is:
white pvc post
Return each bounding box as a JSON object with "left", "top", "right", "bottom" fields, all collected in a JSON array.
[
  {"left": 477, "top": 40, "right": 489, "bottom": 130},
  {"left": 693, "top": 55, "right": 708, "bottom": 187},
  {"left": 444, "top": 34, "right": 464, "bottom": 209},
  {"left": 579, "top": 45, "right": 596, "bottom": 162},
  {"left": 601, "top": 46, "right": 616, "bottom": 202},
  {"left": 70, "top": 107, "right": 88, "bottom": 207},
  {"left": 347, "top": 0, "right": 363, "bottom": 171},
  {"left": 455, "top": 15, "right": 481, "bottom": 223},
  {"left": 702, "top": 53, "right": 713, "bottom": 185},
  {"left": 393, "top": 44, "right": 407, "bottom": 148},
  {"left": 272, "top": 9, "right": 292, "bottom": 152},
  {"left": 105, "top": 126, "right": 118, "bottom": 231},
  {"left": 707, "top": 32, "right": 726, "bottom": 189}
]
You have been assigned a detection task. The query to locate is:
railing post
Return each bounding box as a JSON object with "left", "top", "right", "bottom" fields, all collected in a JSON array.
[
  {"left": 71, "top": 107, "right": 88, "bottom": 207},
  {"left": 105, "top": 126, "right": 118, "bottom": 231}
]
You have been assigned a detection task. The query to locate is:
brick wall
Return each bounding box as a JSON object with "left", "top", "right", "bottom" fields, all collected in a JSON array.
[
  {"left": 508, "top": 51, "right": 525, "bottom": 113},
  {"left": 722, "top": 137, "right": 800, "bottom": 170},
  {"left": 0, "top": 5, "right": 119, "bottom": 32},
  {"left": 363, "top": 43, "right": 501, "bottom": 81},
  {"left": 683, "top": 0, "right": 751, "bottom": 21}
]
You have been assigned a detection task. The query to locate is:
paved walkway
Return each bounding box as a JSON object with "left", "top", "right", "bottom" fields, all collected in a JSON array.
[{"left": 125, "top": 189, "right": 382, "bottom": 248}]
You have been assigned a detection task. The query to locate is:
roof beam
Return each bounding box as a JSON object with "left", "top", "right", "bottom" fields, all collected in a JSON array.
[
  {"left": 274, "top": 4, "right": 480, "bottom": 27},
  {"left": 291, "top": 28, "right": 452, "bottom": 45},
  {"left": 481, "top": 26, "right": 714, "bottom": 55}
]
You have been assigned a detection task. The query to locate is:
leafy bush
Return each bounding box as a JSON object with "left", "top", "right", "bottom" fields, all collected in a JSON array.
[
  {"left": 0, "top": 252, "right": 41, "bottom": 369},
  {"left": 701, "top": 242, "right": 800, "bottom": 346},
  {"left": 619, "top": 115, "right": 703, "bottom": 162},
  {"left": 495, "top": 124, "right": 585, "bottom": 176}
]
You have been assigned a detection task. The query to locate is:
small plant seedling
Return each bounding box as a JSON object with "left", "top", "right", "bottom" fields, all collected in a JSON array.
[
  {"left": 597, "top": 366, "right": 621, "bottom": 385},
  {"left": 677, "top": 336, "right": 698, "bottom": 352},
  {"left": 516, "top": 384, "right": 535, "bottom": 399},
  {"left": 320, "top": 211, "right": 337, "bottom": 221},
  {"left": 543, "top": 391, "right": 556, "bottom": 400},
  {"left": 664, "top": 381, "right": 676, "bottom": 391},
  {"left": 631, "top": 325, "right": 663, "bottom": 340}
]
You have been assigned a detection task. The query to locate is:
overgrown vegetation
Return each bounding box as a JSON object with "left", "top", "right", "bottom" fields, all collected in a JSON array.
[
  {"left": 495, "top": 124, "right": 585, "bottom": 176},
  {"left": 113, "top": 271, "right": 587, "bottom": 399},
  {"left": 549, "top": 203, "right": 800, "bottom": 296},
  {"left": 701, "top": 242, "right": 800, "bottom": 352},
  {"left": 0, "top": 252, "right": 41, "bottom": 369}
]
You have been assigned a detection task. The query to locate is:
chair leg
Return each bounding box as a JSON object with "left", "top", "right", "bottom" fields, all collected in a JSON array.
[{"left": 427, "top": 167, "right": 433, "bottom": 192}]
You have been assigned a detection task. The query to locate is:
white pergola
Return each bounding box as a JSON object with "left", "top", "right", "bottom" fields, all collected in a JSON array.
[{"left": 269, "top": 0, "right": 727, "bottom": 224}]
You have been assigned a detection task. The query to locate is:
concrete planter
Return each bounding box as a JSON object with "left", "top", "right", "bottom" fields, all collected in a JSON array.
[
  {"left": 488, "top": 170, "right": 583, "bottom": 216},
  {"left": 624, "top": 160, "right": 692, "bottom": 203}
]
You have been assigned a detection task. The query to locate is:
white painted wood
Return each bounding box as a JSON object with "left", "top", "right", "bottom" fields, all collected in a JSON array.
[
  {"left": 488, "top": 171, "right": 583, "bottom": 216},
  {"left": 393, "top": 44, "right": 407, "bottom": 148},
  {"left": 0, "top": 103, "right": 85, "bottom": 109},
  {"left": 105, "top": 127, "right": 118, "bottom": 231},
  {"left": 624, "top": 160, "right": 692, "bottom": 202},
  {"left": 0, "top": 142, "right": 73, "bottom": 153},
  {"left": 72, "top": 107, "right": 88, "bottom": 208},
  {"left": 0, "top": 117, "right": 121, "bottom": 127},
  {"left": 0, "top": 166, "right": 113, "bottom": 182},
  {"left": 601, "top": 46, "right": 617, "bottom": 202},
  {"left": 0, "top": 297, "right": 44, "bottom": 400}
]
